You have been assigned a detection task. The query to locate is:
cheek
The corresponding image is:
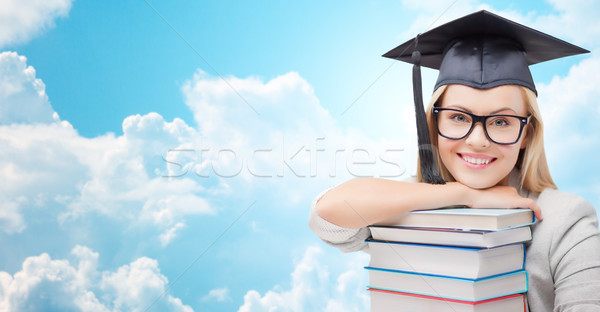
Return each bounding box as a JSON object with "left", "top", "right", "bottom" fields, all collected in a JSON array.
[
  {"left": 437, "top": 137, "right": 457, "bottom": 163},
  {"left": 497, "top": 145, "right": 522, "bottom": 163}
]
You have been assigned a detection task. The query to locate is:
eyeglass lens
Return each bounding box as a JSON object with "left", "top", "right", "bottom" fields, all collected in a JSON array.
[{"left": 436, "top": 109, "right": 523, "bottom": 144}]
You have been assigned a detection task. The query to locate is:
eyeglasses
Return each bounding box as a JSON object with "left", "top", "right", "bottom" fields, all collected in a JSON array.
[{"left": 432, "top": 107, "right": 530, "bottom": 145}]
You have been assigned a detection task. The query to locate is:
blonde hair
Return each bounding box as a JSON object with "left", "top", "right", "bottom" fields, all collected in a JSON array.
[{"left": 417, "top": 85, "right": 557, "bottom": 192}]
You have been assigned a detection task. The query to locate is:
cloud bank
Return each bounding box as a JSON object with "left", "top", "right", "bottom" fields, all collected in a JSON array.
[
  {"left": 0, "top": 52, "right": 56, "bottom": 125},
  {"left": 0, "top": 245, "right": 192, "bottom": 312},
  {"left": 0, "top": 49, "right": 405, "bottom": 310},
  {"left": 0, "top": 51, "right": 213, "bottom": 240},
  {"left": 0, "top": 0, "right": 73, "bottom": 48},
  {"left": 237, "top": 246, "right": 369, "bottom": 312}
]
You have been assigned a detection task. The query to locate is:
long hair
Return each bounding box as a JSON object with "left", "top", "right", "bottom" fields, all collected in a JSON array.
[{"left": 417, "top": 85, "right": 557, "bottom": 192}]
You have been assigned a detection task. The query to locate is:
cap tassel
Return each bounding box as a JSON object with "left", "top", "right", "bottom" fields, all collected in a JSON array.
[{"left": 412, "top": 36, "right": 445, "bottom": 184}]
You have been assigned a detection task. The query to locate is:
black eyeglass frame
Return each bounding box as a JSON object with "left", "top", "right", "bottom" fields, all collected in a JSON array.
[{"left": 432, "top": 107, "right": 531, "bottom": 145}]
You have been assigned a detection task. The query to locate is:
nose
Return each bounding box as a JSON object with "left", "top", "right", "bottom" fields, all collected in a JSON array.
[{"left": 465, "top": 123, "right": 491, "bottom": 148}]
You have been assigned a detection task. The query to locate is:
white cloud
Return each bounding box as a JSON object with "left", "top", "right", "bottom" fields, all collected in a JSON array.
[
  {"left": 394, "top": 0, "right": 485, "bottom": 41},
  {"left": 0, "top": 121, "right": 85, "bottom": 234},
  {"left": 0, "top": 50, "right": 411, "bottom": 243},
  {"left": 0, "top": 53, "right": 214, "bottom": 239},
  {"left": 183, "top": 70, "right": 333, "bottom": 141},
  {"left": 180, "top": 70, "right": 412, "bottom": 207},
  {"left": 392, "top": 1, "right": 600, "bottom": 52},
  {"left": 202, "top": 287, "right": 231, "bottom": 302},
  {"left": 0, "top": 0, "right": 73, "bottom": 48},
  {"left": 159, "top": 222, "right": 186, "bottom": 247},
  {"left": 532, "top": 0, "right": 600, "bottom": 49},
  {"left": 0, "top": 196, "right": 26, "bottom": 234},
  {"left": 0, "top": 245, "right": 192, "bottom": 312},
  {"left": 537, "top": 52, "right": 600, "bottom": 205},
  {"left": 180, "top": 70, "right": 338, "bottom": 183},
  {"left": 0, "top": 52, "right": 57, "bottom": 125},
  {"left": 237, "top": 246, "right": 369, "bottom": 312},
  {"left": 101, "top": 256, "right": 192, "bottom": 312},
  {"left": 0, "top": 113, "right": 214, "bottom": 237}
]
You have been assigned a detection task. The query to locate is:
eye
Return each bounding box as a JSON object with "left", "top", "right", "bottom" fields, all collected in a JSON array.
[
  {"left": 449, "top": 112, "right": 470, "bottom": 123},
  {"left": 488, "top": 117, "right": 510, "bottom": 127}
]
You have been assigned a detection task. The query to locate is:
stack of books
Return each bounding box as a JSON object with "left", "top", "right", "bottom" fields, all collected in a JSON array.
[{"left": 366, "top": 208, "right": 535, "bottom": 312}]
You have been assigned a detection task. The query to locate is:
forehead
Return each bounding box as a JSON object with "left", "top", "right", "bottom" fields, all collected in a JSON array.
[{"left": 440, "top": 84, "right": 527, "bottom": 114}]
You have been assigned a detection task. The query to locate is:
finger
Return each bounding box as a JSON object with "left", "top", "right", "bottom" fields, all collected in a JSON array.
[{"left": 527, "top": 200, "right": 543, "bottom": 221}]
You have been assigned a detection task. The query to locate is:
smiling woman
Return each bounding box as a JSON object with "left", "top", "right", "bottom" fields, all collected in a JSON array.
[
  {"left": 309, "top": 10, "right": 600, "bottom": 311},
  {"left": 433, "top": 85, "right": 536, "bottom": 189}
]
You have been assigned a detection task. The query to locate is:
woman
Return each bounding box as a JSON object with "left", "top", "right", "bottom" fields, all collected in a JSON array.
[{"left": 309, "top": 10, "right": 600, "bottom": 311}]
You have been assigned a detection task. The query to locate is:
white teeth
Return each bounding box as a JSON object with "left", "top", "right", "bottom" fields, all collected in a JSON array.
[{"left": 463, "top": 155, "right": 491, "bottom": 165}]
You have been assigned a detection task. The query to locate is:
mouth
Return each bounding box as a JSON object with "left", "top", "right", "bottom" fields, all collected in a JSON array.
[{"left": 458, "top": 153, "right": 497, "bottom": 168}]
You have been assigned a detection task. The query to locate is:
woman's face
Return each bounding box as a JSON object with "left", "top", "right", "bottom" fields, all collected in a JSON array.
[{"left": 437, "top": 84, "right": 529, "bottom": 189}]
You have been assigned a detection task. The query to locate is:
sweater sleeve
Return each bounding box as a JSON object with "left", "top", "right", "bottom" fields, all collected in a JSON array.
[
  {"left": 307, "top": 187, "right": 371, "bottom": 253},
  {"left": 548, "top": 194, "right": 600, "bottom": 311}
]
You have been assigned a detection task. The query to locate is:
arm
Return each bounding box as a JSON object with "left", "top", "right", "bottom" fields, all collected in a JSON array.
[
  {"left": 308, "top": 191, "right": 372, "bottom": 253},
  {"left": 315, "top": 177, "right": 542, "bottom": 229},
  {"left": 549, "top": 196, "right": 600, "bottom": 311}
]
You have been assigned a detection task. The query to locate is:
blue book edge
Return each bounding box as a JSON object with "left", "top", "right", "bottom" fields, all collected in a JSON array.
[
  {"left": 365, "top": 239, "right": 526, "bottom": 253},
  {"left": 364, "top": 266, "right": 528, "bottom": 282},
  {"left": 364, "top": 268, "right": 529, "bottom": 302}
]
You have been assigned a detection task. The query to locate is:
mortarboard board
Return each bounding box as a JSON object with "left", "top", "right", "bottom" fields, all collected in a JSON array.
[{"left": 383, "top": 10, "right": 589, "bottom": 184}]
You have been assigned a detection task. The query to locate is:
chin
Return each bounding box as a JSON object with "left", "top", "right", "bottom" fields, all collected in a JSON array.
[{"left": 453, "top": 174, "right": 503, "bottom": 189}]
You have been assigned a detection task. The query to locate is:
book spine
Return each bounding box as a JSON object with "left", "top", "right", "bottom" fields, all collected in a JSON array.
[{"left": 368, "top": 288, "right": 526, "bottom": 305}]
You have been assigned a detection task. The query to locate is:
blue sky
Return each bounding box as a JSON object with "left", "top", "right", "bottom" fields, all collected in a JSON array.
[{"left": 1, "top": 0, "right": 599, "bottom": 311}]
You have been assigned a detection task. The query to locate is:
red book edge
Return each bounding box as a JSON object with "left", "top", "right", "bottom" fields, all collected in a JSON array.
[{"left": 367, "top": 288, "right": 526, "bottom": 307}]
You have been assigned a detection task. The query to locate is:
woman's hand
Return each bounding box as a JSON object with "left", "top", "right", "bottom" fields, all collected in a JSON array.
[{"left": 462, "top": 184, "right": 543, "bottom": 221}]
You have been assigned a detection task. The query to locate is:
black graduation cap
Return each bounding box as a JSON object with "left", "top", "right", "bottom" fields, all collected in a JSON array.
[{"left": 383, "top": 10, "right": 589, "bottom": 184}]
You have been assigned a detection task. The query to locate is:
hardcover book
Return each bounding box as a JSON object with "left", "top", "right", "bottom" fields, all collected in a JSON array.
[
  {"left": 368, "top": 225, "right": 532, "bottom": 248},
  {"left": 368, "top": 289, "right": 526, "bottom": 312},
  {"left": 375, "top": 208, "right": 535, "bottom": 231},
  {"left": 366, "top": 267, "right": 528, "bottom": 301},
  {"left": 367, "top": 240, "right": 525, "bottom": 279}
]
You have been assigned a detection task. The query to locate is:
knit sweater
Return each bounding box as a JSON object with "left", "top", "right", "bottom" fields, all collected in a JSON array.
[{"left": 308, "top": 176, "right": 600, "bottom": 311}]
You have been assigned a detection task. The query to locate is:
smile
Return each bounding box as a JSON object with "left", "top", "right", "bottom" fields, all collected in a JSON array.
[{"left": 458, "top": 153, "right": 497, "bottom": 168}]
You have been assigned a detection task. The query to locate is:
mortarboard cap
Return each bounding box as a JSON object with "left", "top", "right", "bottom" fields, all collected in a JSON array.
[{"left": 383, "top": 10, "right": 589, "bottom": 184}]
